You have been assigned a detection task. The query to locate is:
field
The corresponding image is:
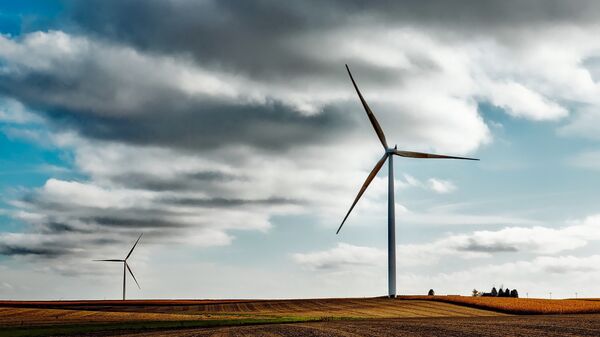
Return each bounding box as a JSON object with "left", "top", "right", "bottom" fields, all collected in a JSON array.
[
  {"left": 1, "top": 297, "right": 600, "bottom": 336},
  {"left": 118, "top": 315, "right": 600, "bottom": 337},
  {"left": 402, "top": 296, "right": 600, "bottom": 314}
]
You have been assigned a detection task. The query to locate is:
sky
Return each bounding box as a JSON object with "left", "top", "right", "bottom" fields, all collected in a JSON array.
[{"left": 1, "top": 0, "right": 600, "bottom": 300}]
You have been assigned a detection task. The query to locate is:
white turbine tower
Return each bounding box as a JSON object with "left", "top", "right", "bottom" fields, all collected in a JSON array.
[
  {"left": 94, "top": 233, "right": 143, "bottom": 300},
  {"left": 337, "top": 65, "right": 479, "bottom": 298}
]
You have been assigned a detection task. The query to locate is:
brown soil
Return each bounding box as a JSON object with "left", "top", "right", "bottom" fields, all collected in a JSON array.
[
  {"left": 0, "top": 298, "right": 503, "bottom": 327},
  {"left": 0, "top": 299, "right": 503, "bottom": 329},
  {"left": 402, "top": 296, "right": 600, "bottom": 315},
  {"left": 108, "top": 314, "right": 600, "bottom": 337}
]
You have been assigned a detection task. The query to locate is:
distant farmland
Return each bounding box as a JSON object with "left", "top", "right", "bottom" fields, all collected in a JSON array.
[
  {"left": 118, "top": 314, "right": 600, "bottom": 337},
  {"left": 402, "top": 296, "right": 600, "bottom": 315},
  {"left": 3, "top": 296, "right": 600, "bottom": 336},
  {"left": 0, "top": 297, "right": 503, "bottom": 325}
]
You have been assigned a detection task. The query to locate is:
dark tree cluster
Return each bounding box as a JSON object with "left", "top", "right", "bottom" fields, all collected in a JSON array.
[{"left": 478, "top": 286, "right": 519, "bottom": 298}]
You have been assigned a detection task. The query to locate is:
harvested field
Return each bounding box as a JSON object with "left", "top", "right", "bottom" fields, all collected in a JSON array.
[
  {"left": 0, "top": 307, "right": 228, "bottom": 327},
  {"left": 69, "top": 298, "right": 504, "bottom": 319},
  {"left": 402, "top": 295, "right": 600, "bottom": 315},
  {"left": 0, "top": 298, "right": 503, "bottom": 335},
  {"left": 110, "top": 314, "right": 600, "bottom": 337},
  {"left": 0, "top": 298, "right": 502, "bottom": 326},
  {"left": 5, "top": 297, "right": 600, "bottom": 336}
]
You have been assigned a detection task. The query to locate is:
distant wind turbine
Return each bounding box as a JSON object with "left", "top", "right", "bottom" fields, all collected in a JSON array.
[
  {"left": 94, "top": 233, "right": 143, "bottom": 300},
  {"left": 337, "top": 65, "right": 479, "bottom": 298}
]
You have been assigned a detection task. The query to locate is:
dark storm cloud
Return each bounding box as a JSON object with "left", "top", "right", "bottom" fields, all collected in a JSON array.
[
  {"left": 0, "top": 66, "right": 355, "bottom": 152},
  {"left": 63, "top": 0, "right": 340, "bottom": 81},
  {"left": 12, "top": 0, "right": 590, "bottom": 155},
  {"left": 162, "top": 196, "right": 302, "bottom": 208},
  {"left": 71, "top": 102, "right": 350, "bottom": 152},
  {"left": 0, "top": 244, "right": 71, "bottom": 258},
  {"left": 2, "top": 0, "right": 597, "bottom": 154},
  {"left": 21, "top": 198, "right": 185, "bottom": 230},
  {"left": 15, "top": 183, "right": 290, "bottom": 237},
  {"left": 457, "top": 239, "right": 519, "bottom": 253},
  {"left": 111, "top": 171, "right": 242, "bottom": 192},
  {"left": 43, "top": 222, "right": 90, "bottom": 234},
  {"left": 63, "top": 0, "right": 600, "bottom": 75},
  {"left": 2, "top": 0, "right": 589, "bottom": 154},
  {"left": 90, "top": 217, "right": 187, "bottom": 229}
]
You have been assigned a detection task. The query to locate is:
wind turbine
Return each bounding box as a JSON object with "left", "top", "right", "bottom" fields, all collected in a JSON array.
[
  {"left": 94, "top": 233, "right": 143, "bottom": 300},
  {"left": 337, "top": 65, "right": 479, "bottom": 298}
]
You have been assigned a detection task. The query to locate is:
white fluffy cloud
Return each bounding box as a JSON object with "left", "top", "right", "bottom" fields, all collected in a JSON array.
[
  {"left": 292, "top": 243, "right": 386, "bottom": 271},
  {"left": 427, "top": 178, "right": 456, "bottom": 194},
  {"left": 485, "top": 81, "right": 567, "bottom": 120},
  {"left": 295, "top": 214, "right": 600, "bottom": 271}
]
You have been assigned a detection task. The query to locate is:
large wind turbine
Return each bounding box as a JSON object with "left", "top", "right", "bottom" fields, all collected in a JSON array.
[
  {"left": 337, "top": 65, "right": 479, "bottom": 298},
  {"left": 94, "top": 233, "right": 143, "bottom": 300}
]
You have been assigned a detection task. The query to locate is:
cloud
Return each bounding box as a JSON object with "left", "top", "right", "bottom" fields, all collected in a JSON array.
[
  {"left": 292, "top": 243, "right": 386, "bottom": 271},
  {"left": 533, "top": 255, "right": 600, "bottom": 274},
  {"left": 559, "top": 109, "right": 600, "bottom": 141},
  {"left": 414, "top": 214, "right": 600, "bottom": 259},
  {"left": 569, "top": 150, "right": 600, "bottom": 170},
  {"left": 295, "top": 214, "right": 600, "bottom": 271},
  {"left": 395, "top": 175, "right": 456, "bottom": 194},
  {"left": 0, "top": 232, "right": 81, "bottom": 258},
  {"left": 395, "top": 254, "right": 600, "bottom": 298},
  {"left": 0, "top": 98, "right": 43, "bottom": 124},
  {"left": 2, "top": 0, "right": 600, "bottom": 280},
  {"left": 427, "top": 178, "right": 456, "bottom": 194},
  {"left": 63, "top": 1, "right": 600, "bottom": 68},
  {"left": 485, "top": 81, "right": 568, "bottom": 120},
  {"left": 0, "top": 31, "right": 356, "bottom": 153}
]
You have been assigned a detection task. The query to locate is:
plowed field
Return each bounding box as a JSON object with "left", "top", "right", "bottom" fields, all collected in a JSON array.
[
  {"left": 113, "top": 314, "right": 600, "bottom": 337},
  {"left": 3, "top": 297, "right": 600, "bottom": 336},
  {"left": 402, "top": 296, "right": 600, "bottom": 314},
  {"left": 0, "top": 298, "right": 502, "bottom": 327}
]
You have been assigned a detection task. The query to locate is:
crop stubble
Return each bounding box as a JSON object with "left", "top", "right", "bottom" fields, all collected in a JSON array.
[{"left": 113, "top": 315, "right": 600, "bottom": 337}]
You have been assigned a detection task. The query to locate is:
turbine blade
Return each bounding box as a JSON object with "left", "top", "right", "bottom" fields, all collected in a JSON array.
[
  {"left": 126, "top": 263, "right": 141, "bottom": 289},
  {"left": 393, "top": 150, "right": 479, "bottom": 161},
  {"left": 346, "top": 64, "right": 388, "bottom": 149},
  {"left": 93, "top": 259, "right": 124, "bottom": 262},
  {"left": 125, "top": 233, "right": 143, "bottom": 260},
  {"left": 337, "top": 153, "right": 388, "bottom": 234}
]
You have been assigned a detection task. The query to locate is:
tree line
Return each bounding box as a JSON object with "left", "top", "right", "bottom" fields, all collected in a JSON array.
[{"left": 473, "top": 286, "right": 519, "bottom": 298}]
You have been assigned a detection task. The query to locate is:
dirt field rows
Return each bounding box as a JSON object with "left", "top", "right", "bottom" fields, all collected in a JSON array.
[
  {"left": 73, "top": 298, "right": 505, "bottom": 319},
  {"left": 112, "top": 314, "right": 600, "bottom": 337},
  {"left": 0, "top": 307, "right": 226, "bottom": 327},
  {"left": 0, "top": 298, "right": 503, "bottom": 328},
  {"left": 4, "top": 297, "right": 600, "bottom": 336},
  {"left": 403, "top": 296, "right": 600, "bottom": 314}
]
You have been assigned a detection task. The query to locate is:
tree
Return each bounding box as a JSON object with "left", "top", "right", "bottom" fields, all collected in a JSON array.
[
  {"left": 510, "top": 289, "right": 519, "bottom": 298},
  {"left": 491, "top": 287, "right": 497, "bottom": 297},
  {"left": 472, "top": 289, "right": 479, "bottom": 297},
  {"left": 498, "top": 288, "right": 505, "bottom": 297},
  {"left": 428, "top": 289, "right": 435, "bottom": 296}
]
